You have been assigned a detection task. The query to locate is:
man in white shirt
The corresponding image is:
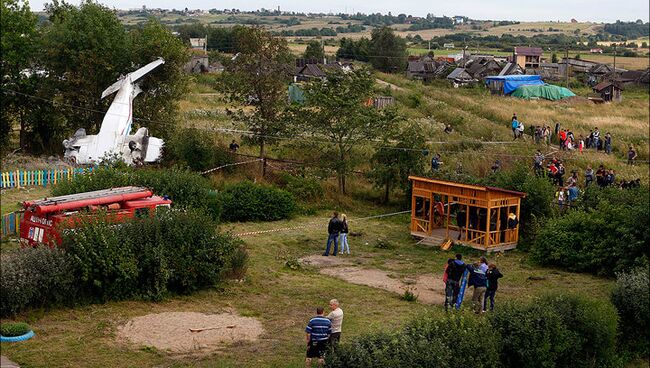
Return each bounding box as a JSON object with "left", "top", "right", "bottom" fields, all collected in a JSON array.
[{"left": 326, "top": 299, "right": 344, "bottom": 348}]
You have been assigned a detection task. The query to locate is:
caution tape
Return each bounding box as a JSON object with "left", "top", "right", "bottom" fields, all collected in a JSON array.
[
  {"left": 202, "top": 158, "right": 263, "bottom": 175},
  {"left": 233, "top": 210, "right": 411, "bottom": 237}
]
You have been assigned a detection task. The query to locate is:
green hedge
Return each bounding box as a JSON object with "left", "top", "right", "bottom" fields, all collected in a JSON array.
[
  {"left": 165, "top": 128, "right": 234, "bottom": 172},
  {"left": 0, "top": 247, "right": 77, "bottom": 317},
  {"left": 611, "top": 269, "right": 649, "bottom": 356},
  {"left": 530, "top": 186, "right": 649, "bottom": 276},
  {"left": 327, "top": 315, "right": 500, "bottom": 368},
  {"left": 52, "top": 167, "right": 220, "bottom": 219},
  {"left": 490, "top": 293, "right": 618, "bottom": 368},
  {"left": 62, "top": 209, "right": 241, "bottom": 301},
  {"left": 218, "top": 181, "right": 296, "bottom": 222},
  {"left": 276, "top": 173, "right": 324, "bottom": 201},
  {"left": 327, "top": 293, "right": 619, "bottom": 368}
]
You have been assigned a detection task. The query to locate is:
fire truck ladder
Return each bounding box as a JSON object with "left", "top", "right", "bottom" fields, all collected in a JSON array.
[{"left": 27, "top": 186, "right": 150, "bottom": 207}]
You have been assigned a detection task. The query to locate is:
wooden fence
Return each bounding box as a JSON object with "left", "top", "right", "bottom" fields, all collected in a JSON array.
[
  {"left": 2, "top": 212, "right": 23, "bottom": 237},
  {"left": 1, "top": 167, "right": 93, "bottom": 189}
]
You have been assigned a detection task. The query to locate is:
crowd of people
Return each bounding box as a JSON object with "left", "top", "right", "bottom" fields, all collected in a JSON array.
[{"left": 443, "top": 254, "right": 503, "bottom": 313}]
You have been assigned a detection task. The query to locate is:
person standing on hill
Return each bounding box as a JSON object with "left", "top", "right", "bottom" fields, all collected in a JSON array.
[
  {"left": 484, "top": 263, "right": 503, "bottom": 312},
  {"left": 323, "top": 212, "right": 342, "bottom": 256},
  {"left": 585, "top": 165, "right": 595, "bottom": 186},
  {"left": 326, "top": 299, "right": 344, "bottom": 348},
  {"left": 467, "top": 261, "right": 488, "bottom": 314},
  {"left": 593, "top": 127, "right": 601, "bottom": 150},
  {"left": 604, "top": 133, "right": 612, "bottom": 155},
  {"left": 339, "top": 214, "right": 350, "bottom": 255},
  {"left": 305, "top": 307, "right": 332, "bottom": 367},
  {"left": 511, "top": 117, "right": 520, "bottom": 139},
  {"left": 444, "top": 254, "right": 466, "bottom": 311},
  {"left": 627, "top": 146, "right": 637, "bottom": 165}
]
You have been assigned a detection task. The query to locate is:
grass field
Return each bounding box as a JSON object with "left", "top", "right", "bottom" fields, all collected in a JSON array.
[
  {"left": 1, "top": 69, "right": 648, "bottom": 367},
  {"left": 0, "top": 189, "right": 617, "bottom": 367}
]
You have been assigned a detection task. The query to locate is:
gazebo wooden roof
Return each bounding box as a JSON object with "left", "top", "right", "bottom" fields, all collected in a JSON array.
[{"left": 408, "top": 176, "right": 526, "bottom": 252}]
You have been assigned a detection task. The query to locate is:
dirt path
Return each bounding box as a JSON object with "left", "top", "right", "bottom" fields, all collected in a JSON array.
[
  {"left": 300, "top": 255, "right": 445, "bottom": 305},
  {"left": 375, "top": 78, "right": 405, "bottom": 92}
]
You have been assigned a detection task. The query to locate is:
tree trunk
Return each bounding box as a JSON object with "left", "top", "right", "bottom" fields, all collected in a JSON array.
[
  {"left": 383, "top": 180, "right": 390, "bottom": 203},
  {"left": 19, "top": 108, "right": 26, "bottom": 150},
  {"left": 259, "top": 139, "right": 266, "bottom": 178}
]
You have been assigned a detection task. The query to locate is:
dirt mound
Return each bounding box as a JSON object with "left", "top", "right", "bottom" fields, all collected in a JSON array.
[
  {"left": 320, "top": 266, "right": 445, "bottom": 305},
  {"left": 117, "top": 312, "right": 264, "bottom": 354}
]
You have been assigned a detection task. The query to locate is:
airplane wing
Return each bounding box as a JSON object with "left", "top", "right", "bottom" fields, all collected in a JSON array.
[{"left": 100, "top": 58, "right": 165, "bottom": 100}]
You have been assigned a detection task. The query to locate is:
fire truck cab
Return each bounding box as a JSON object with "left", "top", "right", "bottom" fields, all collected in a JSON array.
[{"left": 19, "top": 186, "right": 172, "bottom": 247}]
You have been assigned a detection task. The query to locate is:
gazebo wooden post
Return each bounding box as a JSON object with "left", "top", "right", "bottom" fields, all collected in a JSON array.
[
  {"left": 485, "top": 204, "right": 491, "bottom": 251},
  {"left": 515, "top": 198, "right": 522, "bottom": 244},
  {"left": 411, "top": 193, "right": 416, "bottom": 233},
  {"left": 465, "top": 203, "right": 469, "bottom": 242},
  {"left": 445, "top": 195, "right": 451, "bottom": 239}
]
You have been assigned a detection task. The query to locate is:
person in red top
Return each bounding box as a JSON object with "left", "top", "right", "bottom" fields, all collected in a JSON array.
[{"left": 559, "top": 130, "right": 567, "bottom": 150}]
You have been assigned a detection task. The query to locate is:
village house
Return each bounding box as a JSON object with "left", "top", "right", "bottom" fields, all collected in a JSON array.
[
  {"left": 446, "top": 67, "right": 476, "bottom": 87},
  {"left": 498, "top": 62, "right": 525, "bottom": 76},
  {"left": 615, "top": 69, "right": 650, "bottom": 86},
  {"left": 513, "top": 46, "right": 543, "bottom": 70},
  {"left": 295, "top": 63, "right": 344, "bottom": 81},
  {"left": 465, "top": 58, "right": 503, "bottom": 80},
  {"left": 406, "top": 60, "right": 437, "bottom": 81},
  {"left": 593, "top": 81, "right": 623, "bottom": 102}
]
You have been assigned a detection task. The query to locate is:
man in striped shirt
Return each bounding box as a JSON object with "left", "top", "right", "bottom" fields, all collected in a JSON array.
[{"left": 305, "top": 307, "right": 332, "bottom": 367}]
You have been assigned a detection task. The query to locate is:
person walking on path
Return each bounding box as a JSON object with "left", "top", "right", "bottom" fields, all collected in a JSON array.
[
  {"left": 627, "top": 146, "right": 637, "bottom": 165},
  {"left": 305, "top": 307, "right": 332, "bottom": 367},
  {"left": 339, "top": 214, "right": 350, "bottom": 255},
  {"left": 326, "top": 299, "right": 344, "bottom": 348},
  {"left": 323, "top": 212, "right": 342, "bottom": 256},
  {"left": 444, "top": 254, "right": 466, "bottom": 311},
  {"left": 484, "top": 263, "right": 503, "bottom": 312},
  {"left": 467, "top": 261, "right": 488, "bottom": 314}
]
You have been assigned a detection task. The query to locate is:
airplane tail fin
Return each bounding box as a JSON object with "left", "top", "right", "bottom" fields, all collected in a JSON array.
[{"left": 100, "top": 58, "right": 165, "bottom": 99}]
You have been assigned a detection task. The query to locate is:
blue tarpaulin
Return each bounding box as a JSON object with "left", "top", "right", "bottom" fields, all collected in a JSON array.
[{"left": 485, "top": 75, "right": 544, "bottom": 94}]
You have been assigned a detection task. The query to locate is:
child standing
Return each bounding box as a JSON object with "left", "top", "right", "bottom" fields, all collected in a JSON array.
[{"left": 339, "top": 214, "right": 350, "bottom": 255}]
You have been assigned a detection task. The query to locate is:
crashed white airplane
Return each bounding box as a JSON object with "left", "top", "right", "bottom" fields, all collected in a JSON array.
[{"left": 63, "top": 58, "right": 166, "bottom": 165}]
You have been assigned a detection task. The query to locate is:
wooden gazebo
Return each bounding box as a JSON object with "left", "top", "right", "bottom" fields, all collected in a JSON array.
[{"left": 409, "top": 176, "right": 526, "bottom": 252}]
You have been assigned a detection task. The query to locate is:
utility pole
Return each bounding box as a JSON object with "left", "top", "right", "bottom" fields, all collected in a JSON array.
[
  {"left": 613, "top": 44, "right": 617, "bottom": 72},
  {"left": 565, "top": 47, "right": 569, "bottom": 88},
  {"left": 462, "top": 37, "right": 466, "bottom": 67}
]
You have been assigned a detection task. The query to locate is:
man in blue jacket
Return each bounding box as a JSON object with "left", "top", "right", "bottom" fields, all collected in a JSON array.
[
  {"left": 444, "top": 254, "right": 466, "bottom": 311},
  {"left": 467, "top": 261, "right": 488, "bottom": 314}
]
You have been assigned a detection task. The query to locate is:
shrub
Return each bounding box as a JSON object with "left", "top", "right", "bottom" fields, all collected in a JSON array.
[
  {"left": 611, "top": 269, "right": 649, "bottom": 356},
  {"left": 0, "top": 322, "right": 31, "bottom": 337},
  {"left": 276, "top": 173, "right": 324, "bottom": 201},
  {"left": 0, "top": 247, "right": 77, "bottom": 317},
  {"left": 218, "top": 181, "right": 296, "bottom": 222},
  {"left": 530, "top": 186, "right": 649, "bottom": 276},
  {"left": 52, "top": 167, "right": 219, "bottom": 219},
  {"left": 61, "top": 209, "right": 240, "bottom": 301},
  {"left": 165, "top": 128, "right": 234, "bottom": 172},
  {"left": 326, "top": 314, "right": 500, "bottom": 368},
  {"left": 490, "top": 293, "right": 618, "bottom": 368},
  {"left": 227, "top": 246, "right": 249, "bottom": 279}
]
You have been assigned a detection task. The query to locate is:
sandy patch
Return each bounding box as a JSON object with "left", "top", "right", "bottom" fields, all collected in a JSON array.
[
  {"left": 299, "top": 254, "right": 355, "bottom": 267},
  {"left": 320, "top": 266, "right": 445, "bottom": 305},
  {"left": 117, "top": 312, "right": 264, "bottom": 354}
]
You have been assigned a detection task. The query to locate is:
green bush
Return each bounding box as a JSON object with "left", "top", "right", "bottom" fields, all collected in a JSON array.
[
  {"left": 611, "top": 269, "right": 649, "bottom": 356},
  {"left": 165, "top": 128, "right": 234, "bottom": 172},
  {"left": 0, "top": 247, "right": 77, "bottom": 317},
  {"left": 530, "top": 186, "right": 649, "bottom": 276},
  {"left": 0, "top": 322, "right": 31, "bottom": 337},
  {"left": 490, "top": 293, "right": 618, "bottom": 368},
  {"left": 61, "top": 209, "right": 240, "bottom": 301},
  {"left": 218, "top": 181, "right": 296, "bottom": 222},
  {"left": 52, "top": 167, "right": 219, "bottom": 219},
  {"left": 276, "top": 173, "right": 324, "bottom": 201},
  {"left": 326, "top": 315, "right": 500, "bottom": 368}
]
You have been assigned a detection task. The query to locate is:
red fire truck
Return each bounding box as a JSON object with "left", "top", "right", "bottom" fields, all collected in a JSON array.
[{"left": 19, "top": 186, "right": 171, "bottom": 247}]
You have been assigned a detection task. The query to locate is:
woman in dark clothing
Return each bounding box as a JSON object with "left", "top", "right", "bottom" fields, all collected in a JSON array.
[
  {"left": 484, "top": 263, "right": 503, "bottom": 311},
  {"left": 456, "top": 208, "right": 467, "bottom": 240}
]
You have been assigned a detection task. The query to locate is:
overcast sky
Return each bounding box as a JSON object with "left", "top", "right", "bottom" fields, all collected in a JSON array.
[{"left": 28, "top": 0, "right": 649, "bottom": 23}]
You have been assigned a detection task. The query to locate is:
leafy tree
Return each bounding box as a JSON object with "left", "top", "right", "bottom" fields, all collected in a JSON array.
[
  {"left": 551, "top": 52, "right": 558, "bottom": 63},
  {"left": 0, "top": 0, "right": 38, "bottom": 149},
  {"left": 292, "top": 68, "right": 398, "bottom": 193},
  {"left": 369, "top": 26, "right": 407, "bottom": 73},
  {"left": 368, "top": 121, "right": 427, "bottom": 203},
  {"left": 220, "top": 26, "right": 293, "bottom": 176},
  {"left": 303, "top": 40, "right": 325, "bottom": 61}
]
